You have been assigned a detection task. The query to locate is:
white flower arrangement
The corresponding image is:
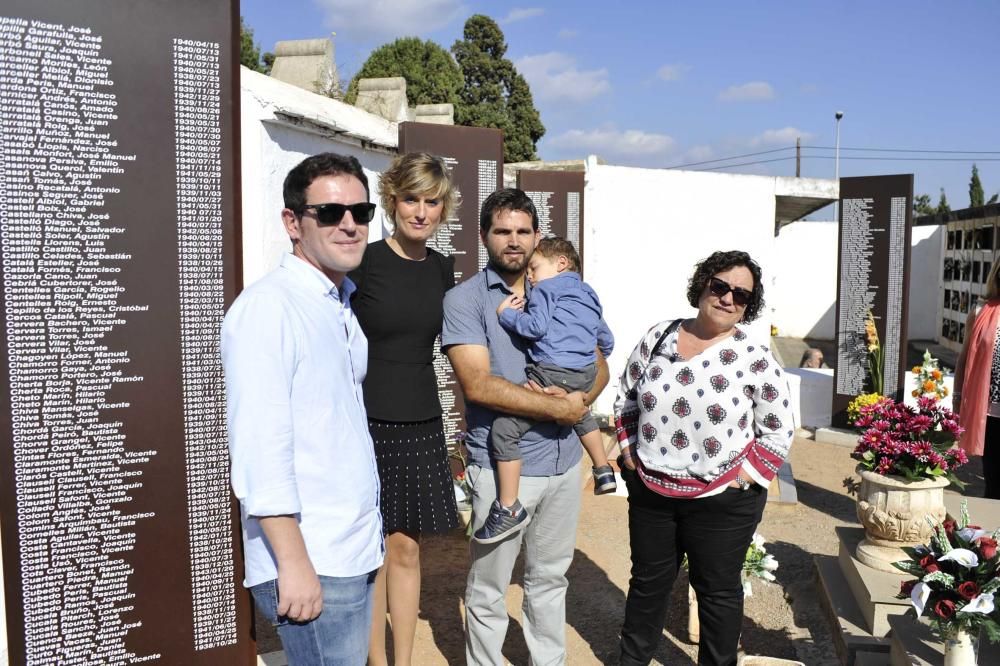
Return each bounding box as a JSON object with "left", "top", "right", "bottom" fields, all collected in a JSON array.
[{"left": 742, "top": 532, "right": 779, "bottom": 597}]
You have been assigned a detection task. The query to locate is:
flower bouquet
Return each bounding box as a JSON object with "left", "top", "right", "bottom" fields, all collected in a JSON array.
[
  {"left": 912, "top": 350, "right": 949, "bottom": 401},
  {"left": 894, "top": 501, "right": 1000, "bottom": 656},
  {"left": 864, "top": 309, "right": 884, "bottom": 395},
  {"left": 447, "top": 432, "right": 473, "bottom": 534},
  {"left": 742, "top": 533, "right": 779, "bottom": 597},
  {"left": 851, "top": 395, "right": 967, "bottom": 488}
]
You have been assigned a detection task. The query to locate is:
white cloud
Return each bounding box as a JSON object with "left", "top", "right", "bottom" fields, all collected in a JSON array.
[
  {"left": 314, "top": 0, "right": 465, "bottom": 40},
  {"left": 515, "top": 52, "right": 610, "bottom": 102},
  {"left": 500, "top": 7, "right": 544, "bottom": 24},
  {"left": 557, "top": 28, "right": 578, "bottom": 39},
  {"left": 718, "top": 81, "right": 775, "bottom": 102},
  {"left": 547, "top": 127, "right": 676, "bottom": 162},
  {"left": 749, "top": 127, "right": 812, "bottom": 147},
  {"left": 656, "top": 64, "right": 689, "bottom": 81}
]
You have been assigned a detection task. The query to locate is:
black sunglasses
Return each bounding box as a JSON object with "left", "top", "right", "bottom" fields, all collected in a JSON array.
[
  {"left": 708, "top": 276, "right": 752, "bottom": 307},
  {"left": 300, "top": 202, "right": 376, "bottom": 226}
]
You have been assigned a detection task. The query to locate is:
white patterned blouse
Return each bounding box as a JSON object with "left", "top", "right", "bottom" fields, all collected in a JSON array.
[{"left": 614, "top": 319, "right": 795, "bottom": 499}]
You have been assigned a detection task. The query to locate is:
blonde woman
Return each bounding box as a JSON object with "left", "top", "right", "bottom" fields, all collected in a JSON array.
[{"left": 349, "top": 153, "right": 459, "bottom": 666}]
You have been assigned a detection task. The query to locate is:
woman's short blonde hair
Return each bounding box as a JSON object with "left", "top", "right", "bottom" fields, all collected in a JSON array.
[
  {"left": 378, "top": 152, "right": 458, "bottom": 225},
  {"left": 986, "top": 255, "right": 1000, "bottom": 300}
]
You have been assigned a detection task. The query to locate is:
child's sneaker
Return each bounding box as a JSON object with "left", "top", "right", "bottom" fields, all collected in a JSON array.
[
  {"left": 473, "top": 499, "right": 530, "bottom": 544},
  {"left": 593, "top": 465, "right": 617, "bottom": 495}
]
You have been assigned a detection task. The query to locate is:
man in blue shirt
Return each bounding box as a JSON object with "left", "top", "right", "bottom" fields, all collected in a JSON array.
[
  {"left": 442, "top": 188, "right": 609, "bottom": 665},
  {"left": 223, "top": 153, "right": 383, "bottom": 665}
]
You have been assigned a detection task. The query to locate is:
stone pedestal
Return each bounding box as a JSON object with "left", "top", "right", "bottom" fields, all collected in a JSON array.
[
  {"left": 855, "top": 469, "right": 949, "bottom": 574},
  {"left": 815, "top": 526, "right": 916, "bottom": 664}
]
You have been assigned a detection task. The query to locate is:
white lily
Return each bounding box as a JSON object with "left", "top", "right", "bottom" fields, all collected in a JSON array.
[
  {"left": 958, "top": 527, "right": 990, "bottom": 543},
  {"left": 742, "top": 579, "right": 753, "bottom": 597},
  {"left": 958, "top": 592, "right": 995, "bottom": 615},
  {"left": 761, "top": 554, "right": 779, "bottom": 572},
  {"left": 758, "top": 570, "right": 776, "bottom": 582},
  {"left": 938, "top": 548, "right": 980, "bottom": 568},
  {"left": 752, "top": 533, "right": 766, "bottom": 550},
  {"left": 911, "top": 582, "right": 931, "bottom": 616}
]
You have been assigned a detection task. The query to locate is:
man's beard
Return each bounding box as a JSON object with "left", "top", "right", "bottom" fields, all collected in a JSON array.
[{"left": 487, "top": 244, "right": 531, "bottom": 276}]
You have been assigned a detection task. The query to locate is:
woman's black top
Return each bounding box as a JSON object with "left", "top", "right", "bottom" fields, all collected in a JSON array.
[{"left": 349, "top": 240, "right": 455, "bottom": 421}]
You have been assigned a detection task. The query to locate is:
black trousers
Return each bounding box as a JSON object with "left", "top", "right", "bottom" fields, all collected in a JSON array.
[
  {"left": 984, "top": 416, "right": 1000, "bottom": 499},
  {"left": 618, "top": 466, "right": 767, "bottom": 666}
]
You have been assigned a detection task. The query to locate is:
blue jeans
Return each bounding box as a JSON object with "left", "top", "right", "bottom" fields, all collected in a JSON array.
[{"left": 251, "top": 571, "right": 377, "bottom": 666}]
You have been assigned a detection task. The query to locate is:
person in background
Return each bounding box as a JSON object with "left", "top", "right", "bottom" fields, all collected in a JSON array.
[
  {"left": 799, "top": 348, "right": 824, "bottom": 369},
  {"left": 474, "top": 236, "right": 616, "bottom": 544},
  {"left": 613, "top": 250, "right": 794, "bottom": 666},
  {"left": 223, "top": 152, "right": 382, "bottom": 665},
  {"left": 954, "top": 259, "right": 1000, "bottom": 499},
  {"left": 348, "top": 152, "right": 459, "bottom": 666}
]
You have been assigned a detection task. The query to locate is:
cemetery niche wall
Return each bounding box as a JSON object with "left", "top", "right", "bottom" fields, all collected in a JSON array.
[
  {"left": 0, "top": 1, "right": 253, "bottom": 664},
  {"left": 831, "top": 174, "right": 914, "bottom": 428}
]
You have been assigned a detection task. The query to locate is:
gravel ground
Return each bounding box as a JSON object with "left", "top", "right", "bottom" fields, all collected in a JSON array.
[{"left": 256, "top": 435, "right": 986, "bottom": 664}]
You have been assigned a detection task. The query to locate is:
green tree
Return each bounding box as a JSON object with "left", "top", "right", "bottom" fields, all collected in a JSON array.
[
  {"left": 452, "top": 15, "right": 545, "bottom": 162},
  {"left": 970, "top": 163, "right": 985, "bottom": 207},
  {"left": 937, "top": 188, "right": 951, "bottom": 214},
  {"left": 240, "top": 17, "right": 269, "bottom": 73},
  {"left": 913, "top": 194, "right": 935, "bottom": 216},
  {"left": 345, "top": 37, "right": 462, "bottom": 107},
  {"left": 989, "top": 193, "right": 999, "bottom": 205}
]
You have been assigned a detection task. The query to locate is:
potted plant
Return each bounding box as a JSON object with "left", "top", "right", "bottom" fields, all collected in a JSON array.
[
  {"left": 894, "top": 501, "right": 1000, "bottom": 664},
  {"left": 850, "top": 395, "right": 967, "bottom": 572}
]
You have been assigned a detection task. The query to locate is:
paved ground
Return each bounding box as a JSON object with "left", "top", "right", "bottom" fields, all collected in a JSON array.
[{"left": 255, "top": 435, "right": 987, "bottom": 664}]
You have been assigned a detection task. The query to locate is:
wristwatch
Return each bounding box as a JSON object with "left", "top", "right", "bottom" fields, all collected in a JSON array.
[{"left": 735, "top": 476, "right": 751, "bottom": 491}]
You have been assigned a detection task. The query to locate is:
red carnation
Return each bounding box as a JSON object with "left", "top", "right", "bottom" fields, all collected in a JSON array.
[
  {"left": 943, "top": 519, "right": 957, "bottom": 536},
  {"left": 934, "top": 599, "right": 956, "bottom": 619},
  {"left": 979, "top": 537, "right": 998, "bottom": 560},
  {"left": 958, "top": 581, "right": 980, "bottom": 601},
  {"left": 919, "top": 554, "right": 940, "bottom": 573},
  {"left": 900, "top": 580, "right": 917, "bottom": 596}
]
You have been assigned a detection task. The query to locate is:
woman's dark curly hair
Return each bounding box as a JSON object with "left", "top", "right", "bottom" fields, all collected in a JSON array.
[{"left": 686, "top": 250, "right": 765, "bottom": 323}]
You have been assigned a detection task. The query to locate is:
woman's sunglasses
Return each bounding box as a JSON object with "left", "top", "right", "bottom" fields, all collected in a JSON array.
[
  {"left": 300, "top": 202, "right": 377, "bottom": 226},
  {"left": 708, "top": 277, "right": 752, "bottom": 307}
]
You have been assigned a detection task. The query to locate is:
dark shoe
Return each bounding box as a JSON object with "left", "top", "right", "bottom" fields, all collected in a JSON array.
[
  {"left": 593, "top": 465, "right": 618, "bottom": 495},
  {"left": 473, "top": 499, "right": 529, "bottom": 544}
]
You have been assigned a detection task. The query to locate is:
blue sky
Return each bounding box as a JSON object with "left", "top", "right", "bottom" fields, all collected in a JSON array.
[{"left": 241, "top": 0, "right": 1000, "bottom": 214}]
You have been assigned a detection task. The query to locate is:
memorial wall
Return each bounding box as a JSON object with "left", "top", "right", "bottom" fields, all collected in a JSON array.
[
  {"left": 516, "top": 170, "right": 585, "bottom": 273},
  {"left": 398, "top": 122, "right": 504, "bottom": 442},
  {"left": 832, "top": 174, "right": 913, "bottom": 427},
  {"left": 0, "top": 1, "right": 252, "bottom": 663}
]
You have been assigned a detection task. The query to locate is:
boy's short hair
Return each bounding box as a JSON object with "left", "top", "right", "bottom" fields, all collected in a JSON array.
[{"left": 534, "top": 237, "right": 580, "bottom": 273}]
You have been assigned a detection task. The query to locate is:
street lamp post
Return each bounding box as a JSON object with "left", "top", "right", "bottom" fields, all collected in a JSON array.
[{"left": 834, "top": 111, "right": 844, "bottom": 223}]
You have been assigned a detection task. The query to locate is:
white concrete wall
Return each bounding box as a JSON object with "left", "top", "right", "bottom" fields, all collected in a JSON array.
[
  {"left": 770, "top": 220, "right": 943, "bottom": 341},
  {"left": 909, "top": 225, "right": 945, "bottom": 341},
  {"left": 771, "top": 221, "right": 839, "bottom": 339},
  {"left": 240, "top": 68, "right": 397, "bottom": 286},
  {"left": 583, "top": 161, "right": 781, "bottom": 415}
]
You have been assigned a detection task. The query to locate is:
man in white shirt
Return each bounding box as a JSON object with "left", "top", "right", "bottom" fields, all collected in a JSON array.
[{"left": 222, "top": 152, "right": 383, "bottom": 665}]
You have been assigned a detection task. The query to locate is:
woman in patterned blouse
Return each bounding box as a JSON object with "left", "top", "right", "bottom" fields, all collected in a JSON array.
[{"left": 613, "top": 250, "right": 794, "bottom": 666}]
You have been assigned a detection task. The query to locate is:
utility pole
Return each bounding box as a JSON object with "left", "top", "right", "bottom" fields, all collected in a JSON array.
[{"left": 795, "top": 137, "right": 801, "bottom": 177}]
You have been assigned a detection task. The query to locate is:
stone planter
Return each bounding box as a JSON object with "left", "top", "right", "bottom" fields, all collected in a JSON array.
[{"left": 854, "top": 466, "right": 949, "bottom": 573}]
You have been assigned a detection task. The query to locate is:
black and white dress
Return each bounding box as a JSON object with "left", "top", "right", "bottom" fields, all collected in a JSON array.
[{"left": 349, "top": 241, "right": 459, "bottom": 534}]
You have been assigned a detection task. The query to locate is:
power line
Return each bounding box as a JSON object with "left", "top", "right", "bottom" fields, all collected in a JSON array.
[
  {"left": 693, "top": 156, "right": 798, "bottom": 172},
  {"left": 803, "top": 145, "right": 1000, "bottom": 154},
  {"left": 664, "top": 146, "right": 793, "bottom": 170},
  {"left": 802, "top": 155, "right": 1000, "bottom": 162}
]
